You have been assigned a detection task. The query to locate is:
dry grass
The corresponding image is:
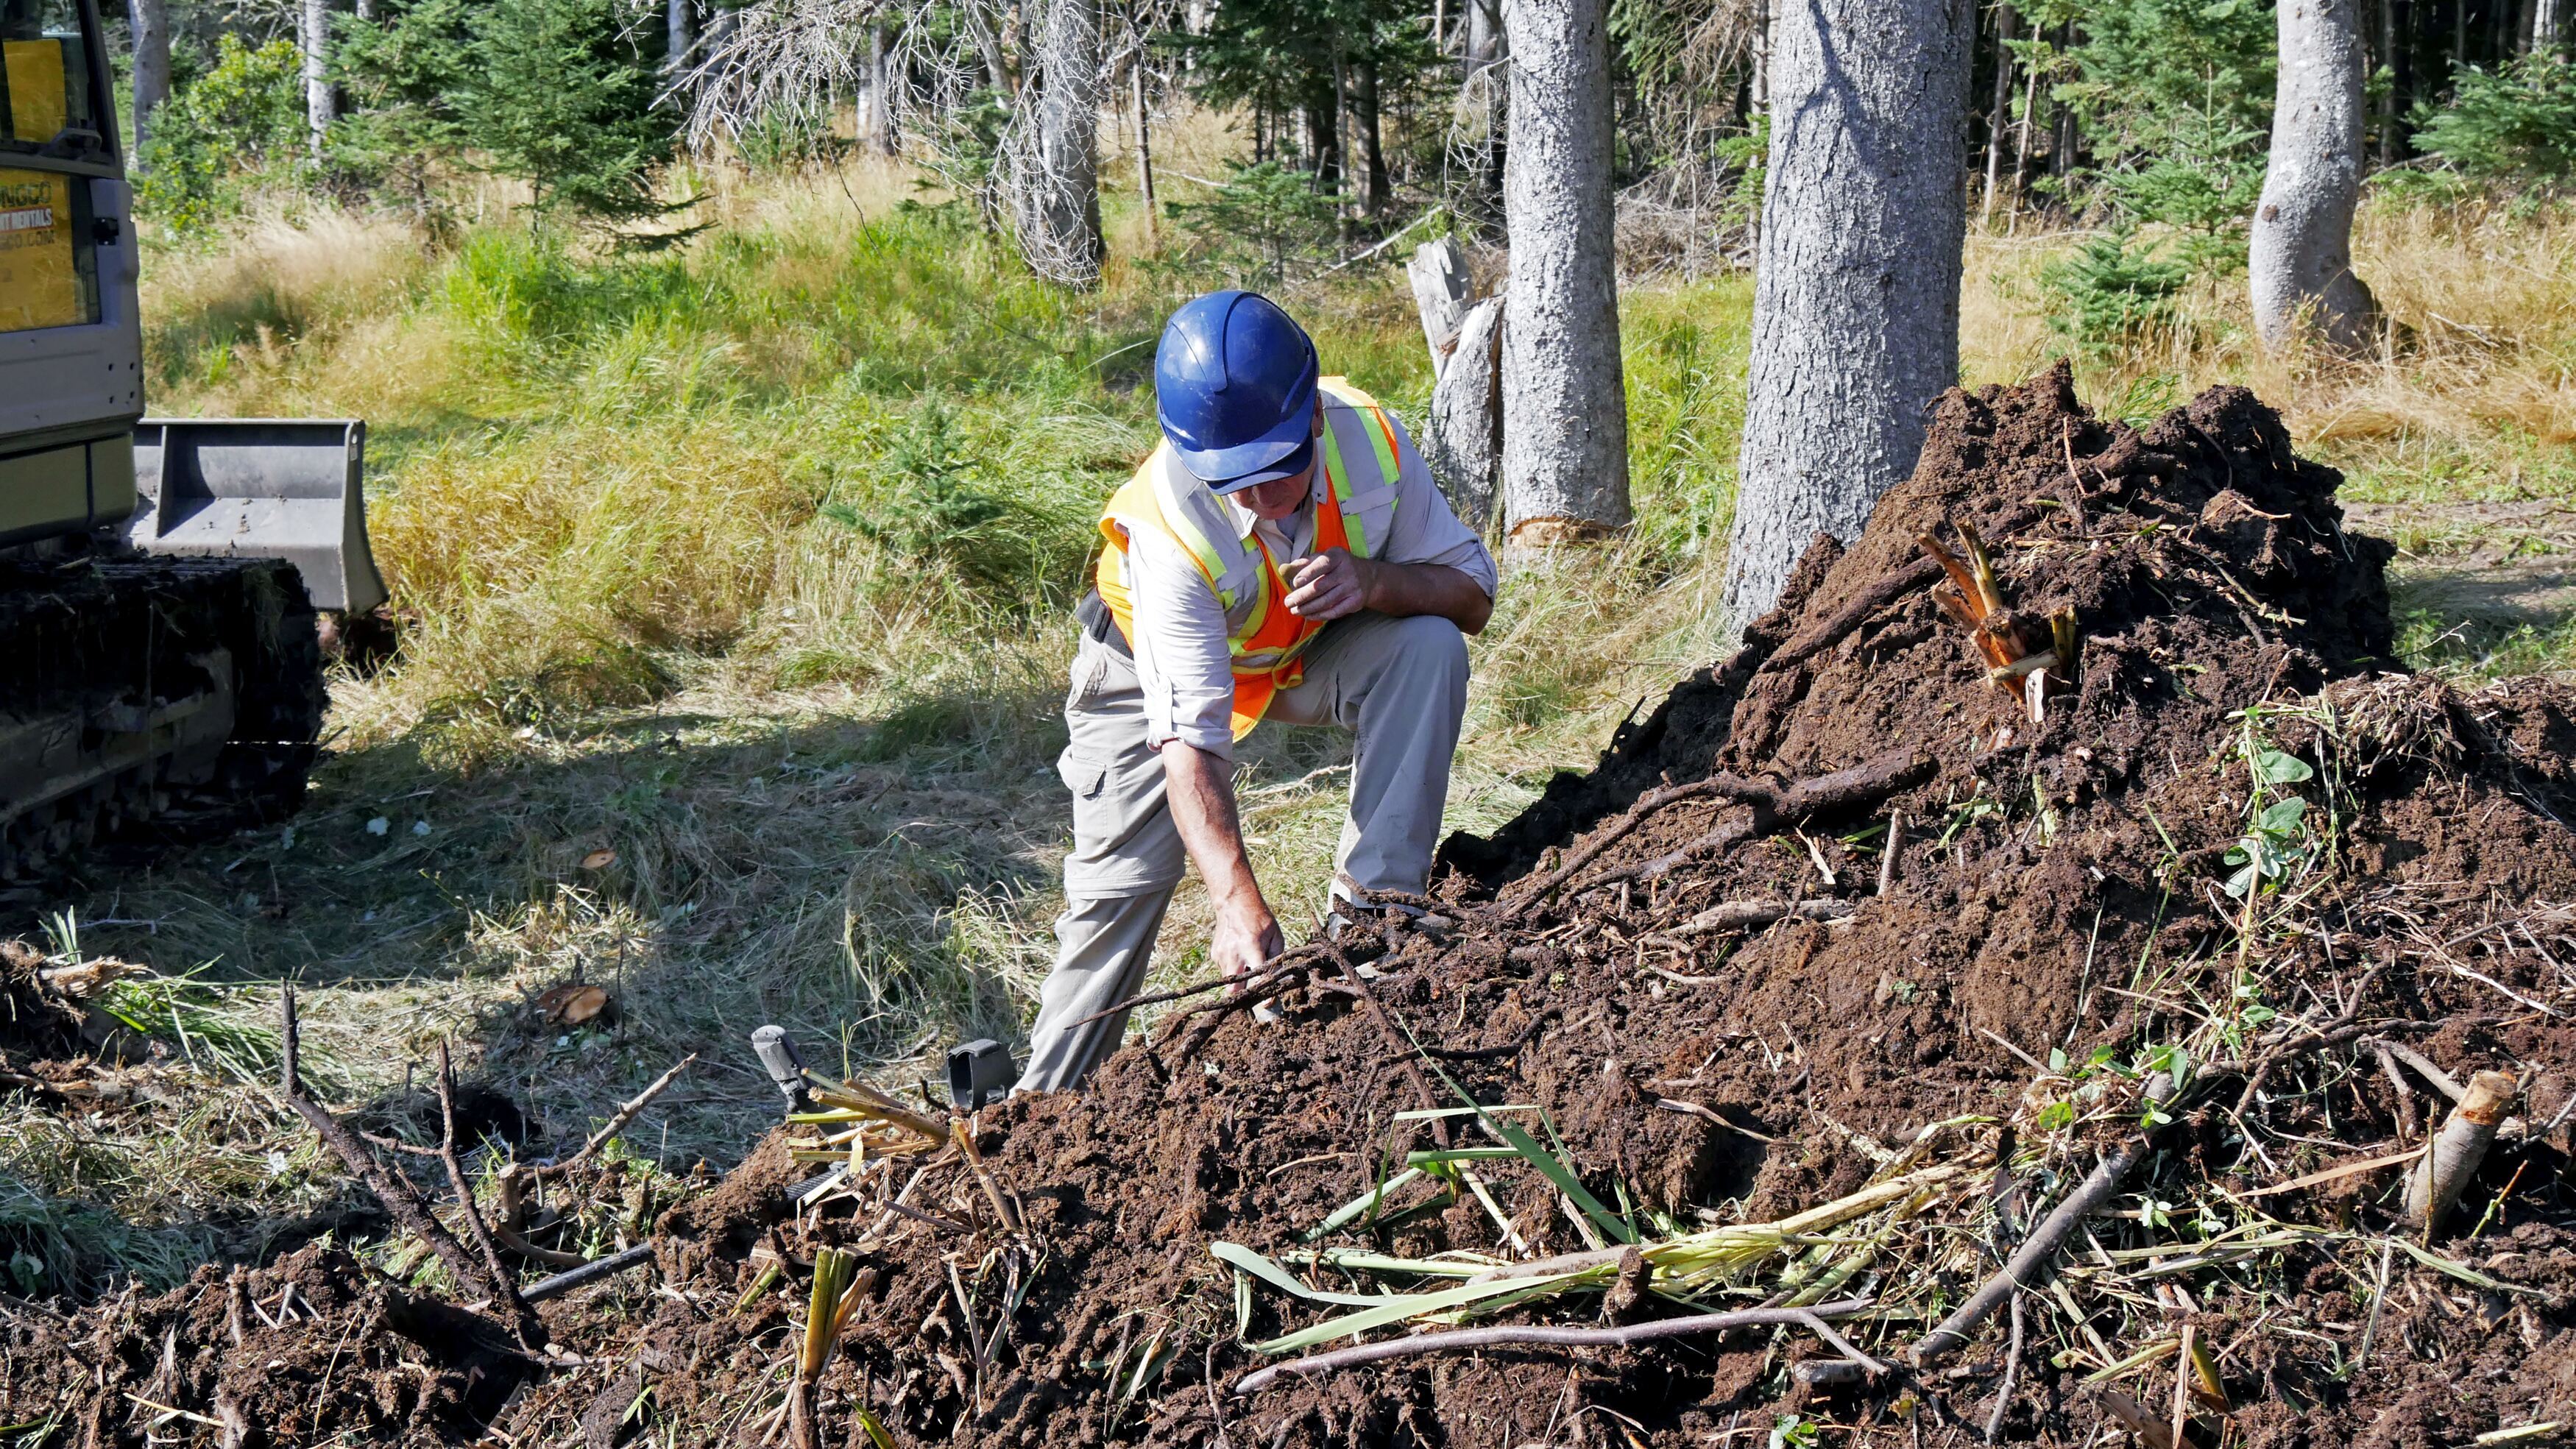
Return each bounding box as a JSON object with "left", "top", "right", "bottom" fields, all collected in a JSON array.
[{"left": 1961, "top": 198, "right": 2576, "bottom": 504}]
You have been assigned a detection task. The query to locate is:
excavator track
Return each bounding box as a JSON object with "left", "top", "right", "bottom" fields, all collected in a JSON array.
[{"left": 0, "top": 554, "right": 326, "bottom": 884}]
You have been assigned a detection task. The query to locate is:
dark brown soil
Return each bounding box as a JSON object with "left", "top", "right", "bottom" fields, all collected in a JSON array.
[{"left": 2, "top": 365, "right": 2569, "bottom": 1448}]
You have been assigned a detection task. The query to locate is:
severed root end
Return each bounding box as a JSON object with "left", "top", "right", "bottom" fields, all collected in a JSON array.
[
  {"left": 2404, "top": 1069, "right": 2519, "bottom": 1234},
  {"left": 1919, "top": 525, "right": 2081, "bottom": 718}
]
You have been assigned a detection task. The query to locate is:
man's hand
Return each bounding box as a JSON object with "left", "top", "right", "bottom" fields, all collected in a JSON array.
[
  {"left": 1210, "top": 901, "right": 1284, "bottom": 995},
  {"left": 1285, "top": 550, "right": 1495, "bottom": 635},
  {"left": 1284, "top": 549, "right": 1370, "bottom": 621}
]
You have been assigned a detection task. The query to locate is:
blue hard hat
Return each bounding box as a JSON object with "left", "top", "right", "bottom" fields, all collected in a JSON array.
[{"left": 1153, "top": 291, "right": 1319, "bottom": 495}]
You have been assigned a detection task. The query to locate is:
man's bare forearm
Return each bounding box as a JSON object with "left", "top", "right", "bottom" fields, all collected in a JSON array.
[
  {"left": 1359, "top": 559, "right": 1493, "bottom": 634},
  {"left": 1163, "top": 741, "right": 1282, "bottom": 982},
  {"left": 1164, "top": 742, "right": 1266, "bottom": 915}
]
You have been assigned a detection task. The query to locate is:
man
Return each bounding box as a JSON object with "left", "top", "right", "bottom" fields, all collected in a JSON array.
[{"left": 1015, "top": 290, "right": 1497, "bottom": 1093}]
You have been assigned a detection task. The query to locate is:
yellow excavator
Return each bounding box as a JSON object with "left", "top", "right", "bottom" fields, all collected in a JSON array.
[{"left": 1, "top": 0, "right": 381, "bottom": 882}]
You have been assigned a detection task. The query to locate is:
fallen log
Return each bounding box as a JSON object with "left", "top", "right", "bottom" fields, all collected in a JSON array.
[{"left": 1233, "top": 1300, "right": 1873, "bottom": 1395}]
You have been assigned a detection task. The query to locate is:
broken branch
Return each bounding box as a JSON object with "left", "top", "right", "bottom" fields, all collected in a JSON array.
[
  {"left": 275, "top": 988, "right": 517, "bottom": 1328},
  {"left": 1911, "top": 1143, "right": 2141, "bottom": 1367}
]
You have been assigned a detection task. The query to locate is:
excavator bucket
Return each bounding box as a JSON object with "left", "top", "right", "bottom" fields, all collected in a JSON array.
[{"left": 126, "top": 419, "right": 387, "bottom": 614}]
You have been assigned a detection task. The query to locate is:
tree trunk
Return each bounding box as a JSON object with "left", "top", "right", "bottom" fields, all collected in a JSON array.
[
  {"left": 2251, "top": 0, "right": 2377, "bottom": 352},
  {"left": 1981, "top": 1, "right": 2017, "bottom": 227},
  {"left": 1464, "top": 0, "right": 1506, "bottom": 202},
  {"left": 1015, "top": 0, "right": 1105, "bottom": 286},
  {"left": 353, "top": 0, "right": 374, "bottom": 21},
  {"left": 302, "top": 0, "right": 333, "bottom": 161},
  {"left": 1500, "top": 0, "right": 1630, "bottom": 548},
  {"left": 1722, "top": 0, "right": 1972, "bottom": 626},
  {"left": 866, "top": 24, "right": 895, "bottom": 152},
  {"left": 1306, "top": 90, "right": 1342, "bottom": 194},
  {"left": 1133, "top": 56, "right": 1157, "bottom": 242},
  {"left": 1354, "top": 59, "right": 1387, "bottom": 215},
  {"left": 665, "top": 0, "right": 692, "bottom": 73},
  {"left": 1426, "top": 297, "right": 1505, "bottom": 537},
  {"left": 128, "top": 0, "right": 170, "bottom": 153},
  {"left": 1749, "top": 0, "right": 1769, "bottom": 118}
]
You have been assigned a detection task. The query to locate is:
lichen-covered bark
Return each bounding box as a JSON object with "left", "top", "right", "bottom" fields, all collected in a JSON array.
[
  {"left": 1500, "top": 0, "right": 1630, "bottom": 547},
  {"left": 1723, "top": 0, "right": 1972, "bottom": 626},
  {"left": 2250, "top": 0, "right": 2377, "bottom": 352},
  {"left": 1013, "top": 0, "right": 1105, "bottom": 288}
]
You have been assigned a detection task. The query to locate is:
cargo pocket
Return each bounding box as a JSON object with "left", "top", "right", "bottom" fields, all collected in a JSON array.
[{"left": 1057, "top": 747, "right": 1111, "bottom": 803}]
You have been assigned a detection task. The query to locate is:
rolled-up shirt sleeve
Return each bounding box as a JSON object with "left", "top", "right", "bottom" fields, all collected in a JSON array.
[
  {"left": 1124, "top": 528, "right": 1241, "bottom": 760},
  {"left": 1378, "top": 413, "right": 1498, "bottom": 598}
]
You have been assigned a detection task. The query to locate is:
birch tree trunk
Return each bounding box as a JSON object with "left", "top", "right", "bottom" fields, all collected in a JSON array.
[
  {"left": 665, "top": 0, "right": 691, "bottom": 74},
  {"left": 1722, "top": 0, "right": 1972, "bottom": 626},
  {"left": 2250, "top": 0, "right": 2377, "bottom": 352},
  {"left": 1013, "top": 0, "right": 1105, "bottom": 286},
  {"left": 128, "top": 0, "right": 170, "bottom": 153},
  {"left": 302, "top": 0, "right": 333, "bottom": 161},
  {"left": 1500, "top": 0, "right": 1630, "bottom": 548}
]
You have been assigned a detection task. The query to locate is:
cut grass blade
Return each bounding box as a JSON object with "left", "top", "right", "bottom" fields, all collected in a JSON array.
[{"left": 1301, "top": 1166, "right": 1429, "bottom": 1242}]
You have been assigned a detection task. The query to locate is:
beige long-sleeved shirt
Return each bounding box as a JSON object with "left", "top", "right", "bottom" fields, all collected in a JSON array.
[{"left": 1124, "top": 410, "right": 1496, "bottom": 759}]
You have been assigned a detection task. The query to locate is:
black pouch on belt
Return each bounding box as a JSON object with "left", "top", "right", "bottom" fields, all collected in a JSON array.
[{"left": 1075, "top": 589, "right": 1133, "bottom": 658}]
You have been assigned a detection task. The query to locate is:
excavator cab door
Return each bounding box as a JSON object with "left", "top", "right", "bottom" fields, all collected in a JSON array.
[{"left": 0, "top": 0, "right": 138, "bottom": 548}]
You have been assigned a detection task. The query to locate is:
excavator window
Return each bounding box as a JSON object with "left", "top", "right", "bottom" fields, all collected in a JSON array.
[
  {"left": 0, "top": 0, "right": 108, "bottom": 164},
  {"left": 0, "top": 0, "right": 102, "bottom": 333}
]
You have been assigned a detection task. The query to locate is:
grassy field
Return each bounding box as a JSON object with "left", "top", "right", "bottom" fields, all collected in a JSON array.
[{"left": 4, "top": 143, "right": 2570, "bottom": 1294}]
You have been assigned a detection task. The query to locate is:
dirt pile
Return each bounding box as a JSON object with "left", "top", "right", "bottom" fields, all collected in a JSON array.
[{"left": 2, "top": 365, "right": 2571, "bottom": 1448}]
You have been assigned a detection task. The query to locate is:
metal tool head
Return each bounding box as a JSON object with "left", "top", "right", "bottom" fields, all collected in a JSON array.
[
  {"left": 945, "top": 1039, "right": 1017, "bottom": 1112},
  {"left": 751, "top": 1024, "right": 810, "bottom": 1110}
]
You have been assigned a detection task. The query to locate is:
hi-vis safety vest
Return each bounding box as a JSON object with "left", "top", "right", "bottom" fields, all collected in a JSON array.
[{"left": 1096, "top": 378, "right": 1404, "bottom": 740}]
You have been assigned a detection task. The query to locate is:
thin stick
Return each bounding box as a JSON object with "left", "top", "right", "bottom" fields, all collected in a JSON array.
[
  {"left": 1983, "top": 1289, "right": 2024, "bottom": 1442},
  {"left": 1233, "top": 1300, "right": 1872, "bottom": 1395},
  {"left": 1666, "top": 899, "right": 1855, "bottom": 939},
  {"left": 1323, "top": 942, "right": 1454, "bottom": 1151},
  {"left": 1069, "top": 955, "right": 1303, "bottom": 1029},
  {"left": 275, "top": 988, "right": 508, "bottom": 1319},
  {"left": 1912, "top": 1143, "right": 2141, "bottom": 1367},
  {"left": 528, "top": 1052, "right": 698, "bottom": 1179},
  {"left": 2170, "top": 1321, "right": 2193, "bottom": 1449},
  {"left": 1655, "top": 1097, "right": 1780, "bottom": 1144},
  {"left": 435, "top": 1041, "right": 542, "bottom": 1345},
  {"left": 521, "top": 1243, "right": 656, "bottom": 1303},
  {"left": 2353, "top": 1238, "right": 2394, "bottom": 1373},
  {"left": 1878, "top": 813, "right": 1903, "bottom": 897},
  {"left": 2375, "top": 1041, "right": 2421, "bottom": 1141},
  {"left": 951, "top": 1119, "right": 1023, "bottom": 1236}
]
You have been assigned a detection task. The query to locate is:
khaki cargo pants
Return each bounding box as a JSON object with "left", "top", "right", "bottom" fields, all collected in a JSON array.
[{"left": 1013, "top": 612, "right": 1471, "bottom": 1093}]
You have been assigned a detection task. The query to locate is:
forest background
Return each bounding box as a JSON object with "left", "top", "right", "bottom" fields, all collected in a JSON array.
[{"left": 5, "top": 0, "right": 2572, "bottom": 1297}]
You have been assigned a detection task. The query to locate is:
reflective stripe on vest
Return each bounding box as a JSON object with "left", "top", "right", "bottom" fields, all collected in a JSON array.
[{"left": 1094, "top": 378, "right": 1404, "bottom": 740}]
